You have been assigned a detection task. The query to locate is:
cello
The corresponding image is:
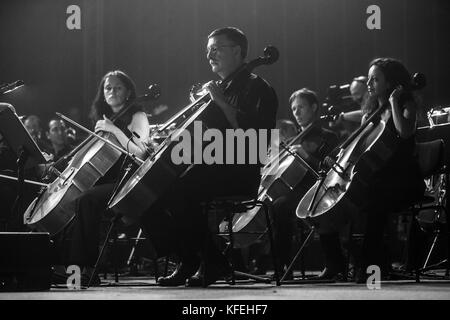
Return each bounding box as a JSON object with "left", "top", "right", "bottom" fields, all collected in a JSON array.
[
  {"left": 296, "top": 73, "right": 426, "bottom": 233},
  {"left": 23, "top": 87, "right": 160, "bottom": 236},
  {"left": 218, "top": 124, "right": 321, "bottom": 248},
  {"left": 108, "top": 46, "right": 279, "bottom": 225}
]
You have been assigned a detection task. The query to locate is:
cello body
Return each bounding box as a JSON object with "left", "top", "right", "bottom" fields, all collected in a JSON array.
[
  {"left": 296, "top": 118, "right": 399, "bottom": 233},
  {"left": 108, "top": 101, "right": 213, "bottom": 225},
  {"left": 219, "top": 128, "right": 318, "bottom": 248},
  {"left": 24, "top": 133, "right": 123, "bottom": 236},
  {"left": 23, "top": 85, "right": 160, "bottom": 236}
]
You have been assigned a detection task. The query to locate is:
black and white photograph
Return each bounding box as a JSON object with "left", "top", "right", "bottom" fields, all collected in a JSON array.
[{"left": 0, "top": 0, "right": 449, "bottom": 304}]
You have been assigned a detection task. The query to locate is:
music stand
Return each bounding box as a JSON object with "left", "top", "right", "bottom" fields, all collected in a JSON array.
[{"left": 0, "top": 103, "right": 46, "bottom": 230}]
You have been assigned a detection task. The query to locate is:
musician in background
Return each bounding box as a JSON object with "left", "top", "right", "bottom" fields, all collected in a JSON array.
[
  {"left": 23, "top": 114, "right": 52, "bottom": 154},
  {"left": 145, "top": 27, "right": 278, "bottom": 287},
  {"left": 350, "top": 75, "right": 370, "bottom": 116},
  {"left": 36, "top": 118, "right": 77, "bottom": 181},
  {"left": 66, "top": 106, "right": 86, "bottom": 145},
  {"left": 317, "top": 58, "right": 425, "bottom": 282},
  {"left": 276, "top": 119, "right": 298, "bottom": 144},
  {"left": 45, "top": 119, "right": 75, "bottom": 162},
  {"left": 66, "top": 70, "right": 151, "bottom": 285},
  {"left": 270, "top": 88, "right": 339, "bottom": 277},
  {"left": 330, "top": 76, "right": 369, "bottom": 141},
  {"left": 0, "top": 130, "right": 16, "bottom": 172},
  {"left": 288, "top": 89, "right": 339, "bottom": 169},
  {"left": 1, "top": 106, "right": 51, "bottom": 231}
]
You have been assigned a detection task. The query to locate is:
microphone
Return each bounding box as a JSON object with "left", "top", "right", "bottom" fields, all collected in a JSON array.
[
  {"left": 146, "top": 84, "right": 161, "bottom": 99},
  {"left": 0, "top": 80, "right": 25, "bottom": 95},
  {"left": 135, "top": 84, "right": 161, "bottom": 102}
]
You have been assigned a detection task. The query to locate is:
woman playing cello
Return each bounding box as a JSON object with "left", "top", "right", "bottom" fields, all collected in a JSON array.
[
  {"left": 315, "top": 58, "right": 425, "bottom": 281},
  {"left": 66, "top": 70, "right": 150, "bottom": 285}
]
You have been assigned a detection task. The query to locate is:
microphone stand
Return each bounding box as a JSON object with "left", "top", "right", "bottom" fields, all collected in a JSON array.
[{"left": 9, "top": 147, "right": 28, "bottom": 231}]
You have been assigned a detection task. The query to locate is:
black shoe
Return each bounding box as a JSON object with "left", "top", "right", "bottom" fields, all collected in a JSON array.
[
  {"left": 185, "top": 261, "right": 232, "bottom": 287},
  {"left": 157, "top": 261, "right": 199, "bottom": 287}
]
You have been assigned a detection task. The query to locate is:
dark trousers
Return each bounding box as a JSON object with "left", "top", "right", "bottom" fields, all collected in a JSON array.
[
  {"left": 69, "top": 183, "right": 116, "bottom": 267},
  {"left": 273, "top": 194, "right": 296, "bottom": 269},
  {"left": 319, "top": 232, "right": 346, "bottom": 272},
  {"left": 273, "top": 184, "right": 312, "bottom": 269},
  {"left": 320, "top": 173, "right": 425, "bottom": 275},
  {"left": 141, "top": 165, "right": 260, "bottom": 263}
]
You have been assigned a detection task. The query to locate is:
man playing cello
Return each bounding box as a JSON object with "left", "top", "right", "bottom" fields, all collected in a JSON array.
[{"left": 144, "top": 27, "right": 279, "bottom": 287}]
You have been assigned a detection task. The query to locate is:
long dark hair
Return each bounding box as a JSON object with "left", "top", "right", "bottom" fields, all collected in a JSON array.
[
  {"left": 364, "top": 57, "right": 413, "bottom": 114},
  {"left": 88, "top": 70, "right": 138, "bottom": 127}
]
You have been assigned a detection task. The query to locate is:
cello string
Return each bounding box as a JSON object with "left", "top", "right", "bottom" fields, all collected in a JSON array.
[{"left": 262, "top": 124, "right": 314, "bottom": 171}]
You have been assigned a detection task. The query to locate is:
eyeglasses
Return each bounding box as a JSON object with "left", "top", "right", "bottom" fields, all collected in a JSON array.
[{"left": 206, "top": 44, "right": 237, "bottom": 55}]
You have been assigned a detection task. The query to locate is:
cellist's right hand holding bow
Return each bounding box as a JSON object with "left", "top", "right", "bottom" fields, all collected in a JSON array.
[
  {"left": 203, "top": 81, "right": 227, "bottom": 106},
  {"left": 95, "top": 114, "right": 120, "bottom": 136}
]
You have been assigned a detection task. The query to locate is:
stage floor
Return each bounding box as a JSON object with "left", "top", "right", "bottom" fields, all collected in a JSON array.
[{"left": 1, "top": 274, "right": 450, "bottom": 300}]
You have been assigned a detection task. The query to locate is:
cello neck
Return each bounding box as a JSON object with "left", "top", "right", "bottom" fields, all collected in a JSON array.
[
  {"left": 158, "top": 46, "right": 279, "bottom": 133},
  {"left": 338, "top": 104, "right": 385, "bottom": 151},
  {"left": 158, "top": 63, "right": 248, "bottom": 132}
]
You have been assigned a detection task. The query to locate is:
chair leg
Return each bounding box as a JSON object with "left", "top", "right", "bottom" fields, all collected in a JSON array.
[
  {"left": 299, "top": 223, "right": 306, "bottom": 279},
  {"left": 345, "top": 223, "right": 355, "bottom": 282},
  {"left": 227, "top": 210, "right": 236, "bottom": 285},
  {"left": 447, "top": 222, "right": 450, "bottom": 277},
  {"left": 203, "top": 199, "right": 284, "bottom": 286},
  {"left": 112, "top": 229, "right": 119, "bottom": 283},
  {"left": 202, "top": 203, "right": 208, "bottom": 288},
  {"left": 126, "top": 228, "right": 143, "bottom": 267},
  {"left": 261, "top": 201, "right": 280, "bottom": 286},
  {"left": 406, "top": 208, "right": 422, "bottom": 283},
  {"left": 163, "top": 257, "right": 169, "bottom": 277},
  {"left": 422, "top": 231, "right": 439, "bottom": 269},
  {"left": 446, "top": 173, "right": 450, "bottom": 277}
]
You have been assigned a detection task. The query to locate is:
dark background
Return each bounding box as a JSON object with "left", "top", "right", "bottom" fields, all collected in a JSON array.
[{"left": 1, "top": 0, "right": 449, "bottom": 128}]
